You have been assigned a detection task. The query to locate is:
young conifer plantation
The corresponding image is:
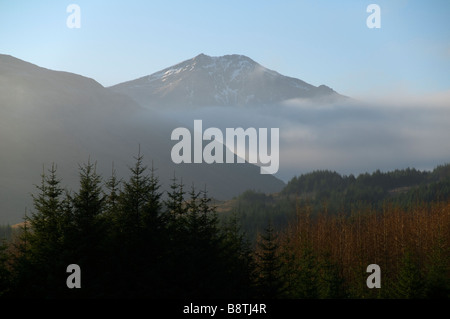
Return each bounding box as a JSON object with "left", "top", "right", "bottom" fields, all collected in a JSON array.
[
  {"left": 0, "top": 152, "right": 256, "bottom": 298},
  {"left": 0, "top": 153, "right": 449, "bottom": 299}
]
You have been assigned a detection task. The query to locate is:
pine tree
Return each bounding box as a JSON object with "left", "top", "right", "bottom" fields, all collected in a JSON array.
[
  {"left": 111, "top": 152, "right": 166, "bottom": 297},
  {"left": 71, "top": 160, "right": 105, "bottom": 234},
  {"left": 31, "top": 165, "right": 67, "bottom": 296},
  {"left": 137, "top": 161, "right": 166, "bottom": 298},
  {"left": 118, "top": 152, "right": 149, "bottom": 233},
  {"left": 221, "top": 212, "right": 256, "bottom": 298},
  {"left": 197, "top": 185, "right": 219, "bottom": 243},
  {"left": 68, "top": 159, "right": 106, "bottom": 296},
  {"left": 104, "top": 162, "right": 121, "bottom": 219},
  {"left": 29, "top": 164, "right": 66, "bottom": 257},
  {"left": 141, "top": 161, "right": 163, "bottom": 233},
  {"left": 164, "top": 173, "right": 187, "bottom": 236},
  {"left": 117, "top": 150, "right": 163, "bottom": 239},
  {"left": 186, "top": 183, "right": 201, "bottom": 240},
  {"left": 8, "top": 165, "right": 69, "bottom": 297},
  {"left": 294, "top": 242, "right": 320, "bottom": 299},
  {"left": 255, "top": 222, "right": 284, "bottom": 298},
  {"left": 7, "top": 215, "right": 33, "bottom": 297},
  {"left": 318, "top": 251, "right": 347, "bottom": 298},
  {"left": 279, "top": 234, "right": 298, "bottom": 298},
  {"left": 424, "top": 236, "right": 450, "bottom": 298},
  {"left": 394, "top": 250, "right": 425, "bottom": 299}
]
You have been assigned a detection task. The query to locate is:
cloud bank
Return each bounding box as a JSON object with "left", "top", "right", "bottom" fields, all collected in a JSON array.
[{"left": 152, "top": 91, "right": 450, "bottom": 182}]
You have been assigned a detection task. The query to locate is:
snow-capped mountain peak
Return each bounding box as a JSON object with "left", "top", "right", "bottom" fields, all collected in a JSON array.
[{"left": 109, "top": 54, "right": 343, "bottom": 108}]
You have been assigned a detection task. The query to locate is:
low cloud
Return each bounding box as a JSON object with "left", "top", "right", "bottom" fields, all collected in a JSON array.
[{"left": 153, "top": 91, "right": 450, "bottom": 182}]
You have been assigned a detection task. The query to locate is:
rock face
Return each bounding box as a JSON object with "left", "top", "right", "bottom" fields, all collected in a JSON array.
[{"left": 109, "top": 53, "right": 343, "bottom": 108}]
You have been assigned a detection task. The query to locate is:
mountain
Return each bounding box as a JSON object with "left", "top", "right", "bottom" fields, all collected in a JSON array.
[
  {"left": 109, "top": 53, "right": 345, "bottom": 108},
  {"left": 0, "top": 54, "right": 285, "bottom": 224}
]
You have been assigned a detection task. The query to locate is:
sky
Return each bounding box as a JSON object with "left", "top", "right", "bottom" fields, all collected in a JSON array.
[
  {"left": 1, "top": 0, "right": 449, "bottom": 99},
  {"left": 1, "top": 0, "right": 450, "bottom": 224}
]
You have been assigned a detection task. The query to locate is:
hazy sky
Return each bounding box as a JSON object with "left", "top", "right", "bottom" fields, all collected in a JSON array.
[{"left": 1, "top": 0, "right": 449, "bottom": 98}]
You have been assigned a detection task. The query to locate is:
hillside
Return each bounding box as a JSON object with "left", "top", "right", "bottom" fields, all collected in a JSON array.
[
  {"left": 0, "top": 54, "right": 285, "bottom": 224},
  {"left": 218, "top": 163, "right": 450, "bottom": 242}
]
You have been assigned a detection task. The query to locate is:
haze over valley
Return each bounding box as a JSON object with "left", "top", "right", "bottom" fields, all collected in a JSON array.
[{"left": 1, "top": 53, "right": 449, "bottom": 224}]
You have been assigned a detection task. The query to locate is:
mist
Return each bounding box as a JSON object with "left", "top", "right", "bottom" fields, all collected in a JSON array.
[{"left": 151, "top": 92, "right": 450, "bottom": 182}]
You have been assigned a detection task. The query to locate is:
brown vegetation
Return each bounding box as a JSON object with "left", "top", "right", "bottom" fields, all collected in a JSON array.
[{"left": 255, "top": 200, "right": 450, "bottom": 298}]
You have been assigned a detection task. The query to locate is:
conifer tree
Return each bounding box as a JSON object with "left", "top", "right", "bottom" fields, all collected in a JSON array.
[
  {"left": 164, "top": 173, "right": 187, "bottom": 236},
  {"left": 294, "top": 243, "right": 320, "bottom": 299},
  {"left": 9, "top": 165, "right": 69, "bottom": 297},
  {"left": 221, "top": 212, "right": 256, "bottom": 298},
  {"left": 141, "top": 161, "right": 164, "bottom": 236},
  {"left": 255, "top": 222, "right": 284, "bottom": 298},
  {"left": 68, "top": 159, "right": 106, "bottom": 295},
  {"left": 104, "top": 162, "right": 121, "bottom": 219},
  {"left": 117, "top": 150, "right": 164, "bottom": 241},
  {"left": 71, "top": 160, "right": 105, "bottom": 234},
  {"left": 189, "top": 185, "right": 224, "bottom": 297},
  {"left": 29, "top": 164, "right": 65, "bottom": 257},
  {"left": 318, "top": 251, "right": 347, "bottom": 298},
  {"left": 118, "top": 150, "right": 152, "bottom": 235},
  {"left": 198, "top": 186, "right": 219, "bottom": 239},
  {"left": 111, "top": 152, "right": 166, "bottom": 297},
  {"left": 424, "top": 236, "right": 450, "bottom": 298},
  {"left": 279, "top": 234, "right": 298, "bottom": 298},
  {"left": 186, "top": 183, "right": 201, "bottom": 240},
  {"left": 7, "top": 214, "right": 33, "bottom": 297},
  {"left": 394, "top": 250, "right": 425, "bottom": 299}
]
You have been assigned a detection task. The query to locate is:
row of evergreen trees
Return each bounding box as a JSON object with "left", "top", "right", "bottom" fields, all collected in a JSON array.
[
  {"left": 253, "top": 203, "right": 450, "bottom": 299},
  {"left": 281, "top": 166, "right": 450, "bottom": 207},
  {"left": 1, "top": 153, "right": 448, "bottom": 299},
  {"left": 228, "top": 165, "right": 450, "bottom": 242},
  {"left": 0, "top": 152, "right": 260, "bottom": 298}
]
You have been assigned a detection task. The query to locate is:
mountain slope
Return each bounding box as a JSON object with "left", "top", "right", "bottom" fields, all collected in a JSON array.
[
  {"left": 109, "top": 53, "right": 345, "bottom": 108},
  {"left": 0, "top": 54, "right": 285, "bottom": 224}
]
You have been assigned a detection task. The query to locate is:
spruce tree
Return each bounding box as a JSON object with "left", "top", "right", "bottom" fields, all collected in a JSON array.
[
  {"left": 164, "top": 173, "right": 187, "bottom": 236},
  {"left": 221, "top": 212, "right": 256, "bottom": 298},
  {"left": 104, "top": 162, "right": 121, "bottom": 219},
  {"left": 68, "top": 159, "right": 106, "bottom": 296},
  {"left": 141, "top": 161, "right": 163, "bottom": 232},
  {"left": 318, "top": 251, "right": 347, "bottom": 298},
  {"left": 294, "top": 243, "right": 320, "bottom": 299},
  {"left": 424, "top": 236, "right": 450, "bottom": 298},
  {"left": 4, "top": 165, "right": 73, "bottom": 297},
  {"left": 29, "top": 164, "right": 65, "bottom": 258},
  {"left": 117, "top": 151, "right": 163, "bottom": 241},
  {"left": 8, "top": 215, "right": 33, "bottom": 297},
  {"left": 24, "top": 164, "right": 69, "bottom": 297},
  {"left": 117, "top": 150, "right": 151, "bottom": 235},
  {"left": 112, "top": 152, "right": 166, "bottom": 297},
  {"left": 394, "top": 250, "right": 425, "bottom": 299},
  {"left": 71, "top": 160, "right": 105, "bottom": 234},
  {"left": 255, "top": 222, "right": 284, "bottom": 298}
]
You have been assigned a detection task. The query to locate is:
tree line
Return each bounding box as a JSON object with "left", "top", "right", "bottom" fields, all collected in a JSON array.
[
  {"left": 226, "top": 164, "right": 450, "bottom": 241},
  {"left": 0, "top": 152, "right": 255, "bottom": 298},
  {"left": 0, "top": 156, "right": 449, "bottom": 298},
  {"left": 254, "top": 201, "right": 449, "bottom": 298},
  {"left": 282, "top": 165, "right": 450, "bottom": 211}
]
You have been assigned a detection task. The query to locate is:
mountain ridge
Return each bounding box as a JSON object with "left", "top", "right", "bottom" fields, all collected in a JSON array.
[
  {"left": 0, "top": 53, "right": 285, "bottom": 224},
  {"left": 109, "top": 53, "right": 346, "bottom": 108}
]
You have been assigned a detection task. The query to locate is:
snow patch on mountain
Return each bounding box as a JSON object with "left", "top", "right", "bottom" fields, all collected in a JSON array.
[{"left": 109, "top": 53, "right": 344, "bottom": 108}]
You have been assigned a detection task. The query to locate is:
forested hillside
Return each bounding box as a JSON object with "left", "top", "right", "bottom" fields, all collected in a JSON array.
[
  {"left": 0, "top": 153, "right": 255, "bottom": 298},
  {"left": 222, "top": 164, "right": 450, "bottom": 241},
  {"left": 0, "top": 159, "right": 449, "bottom": 298}
]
